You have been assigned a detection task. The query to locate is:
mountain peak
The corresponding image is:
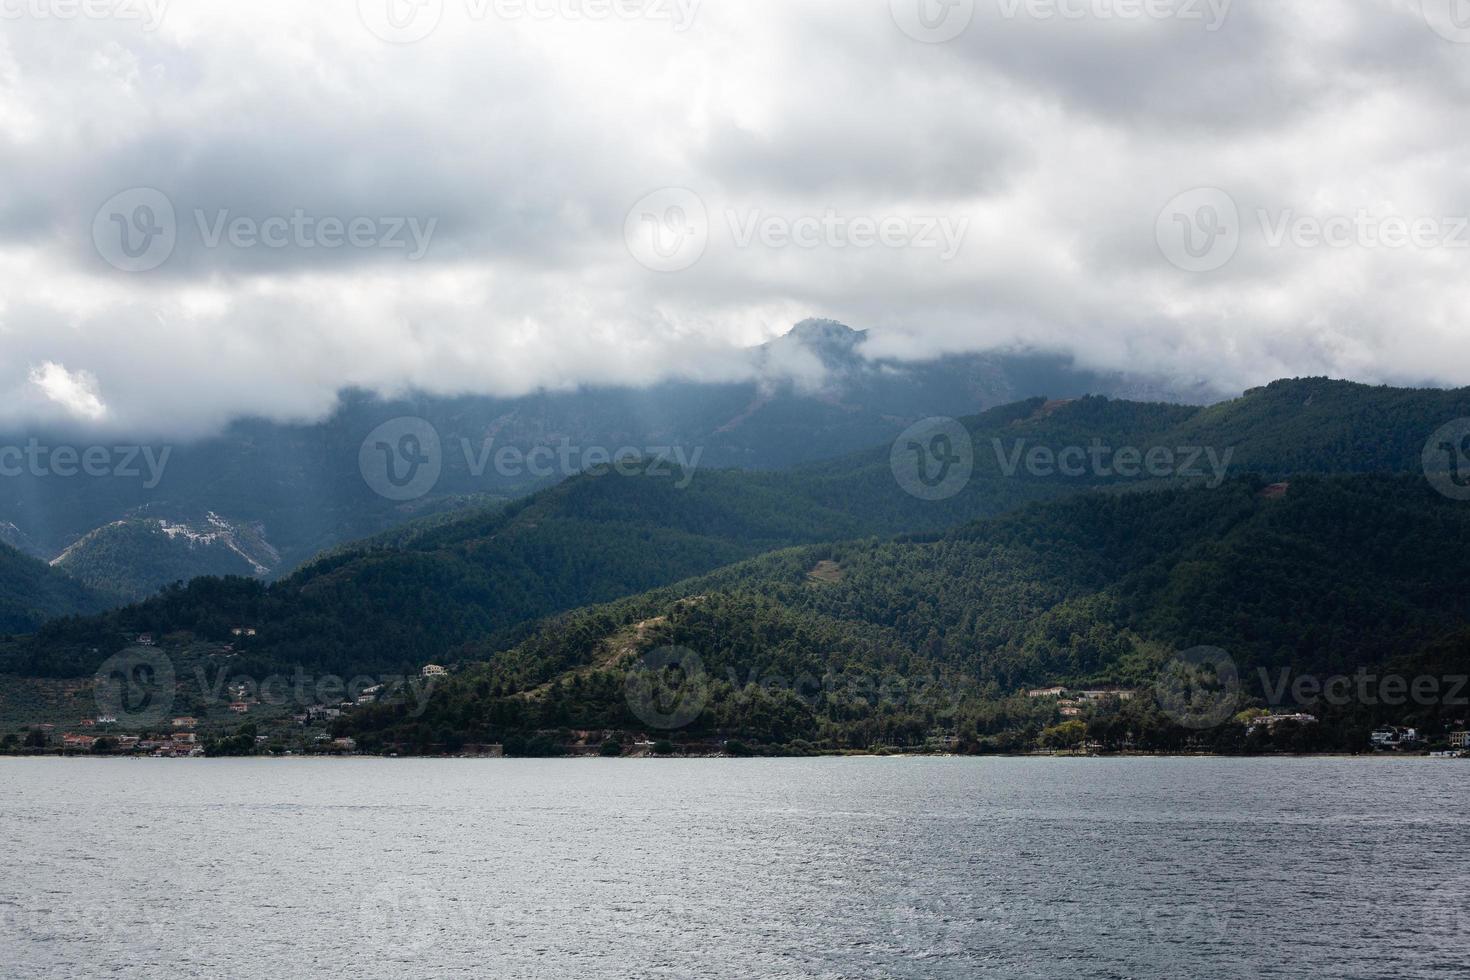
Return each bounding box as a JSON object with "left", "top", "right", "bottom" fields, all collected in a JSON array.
[
  {"left": 785, "top": 319, "right": 864, "bottom": 348},
  {"left": 765, "top": 320, "right": 868, "bottom": 373}
]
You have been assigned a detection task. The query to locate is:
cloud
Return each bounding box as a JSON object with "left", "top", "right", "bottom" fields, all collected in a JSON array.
[
  {"left": 26, "top": 362, "right": 108, "bottom": 422},
  {"left": 1, "top": 0, "right": 1468, "bottom": 436}
]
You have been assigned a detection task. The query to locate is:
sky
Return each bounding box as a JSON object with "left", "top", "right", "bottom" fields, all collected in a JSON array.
[{"left": 2, "top": 0, "right": 1469, "bottom": 436}]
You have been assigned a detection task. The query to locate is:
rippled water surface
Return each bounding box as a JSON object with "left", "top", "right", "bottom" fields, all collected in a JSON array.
[{"left": 2, "top": 757, "right": 1467, "bottom": 979}]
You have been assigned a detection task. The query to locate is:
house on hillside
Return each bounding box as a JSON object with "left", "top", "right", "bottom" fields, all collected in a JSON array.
[
  {"left": 1247, "top": 713, "right": 1318, "bottom": 733},
  {"left": 1371, "top": 727, "right": 1419, "bottom": 748},
  {"left": 1077, "top": 689, "right": 1137, "bottom": 702},
  {"left": 461, "top": 744, "right": 505, "bottom": 758}
]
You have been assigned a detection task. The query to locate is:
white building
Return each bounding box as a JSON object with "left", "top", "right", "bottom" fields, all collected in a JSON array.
[{"left": 1248, "top": 713, "right": 1318, "bottom": 732}]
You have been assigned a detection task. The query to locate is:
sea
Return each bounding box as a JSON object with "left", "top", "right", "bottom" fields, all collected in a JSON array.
[{"left": 1, "top": 756, "right": 1466, "bottom": 979}]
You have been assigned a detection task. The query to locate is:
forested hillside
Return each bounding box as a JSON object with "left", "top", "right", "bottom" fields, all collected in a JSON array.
[
  {"left": 0, "top": 543, "right": 118, "bottom": 635},
  {"left": 6, "top": 379, "right": 1468, "bottom": 691},
  {"left": 343, "top": 475, "right": 1470, "bottom": 754}
]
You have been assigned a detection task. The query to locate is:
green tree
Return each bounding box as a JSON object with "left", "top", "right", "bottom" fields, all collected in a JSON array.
[{"left": 1041, "top": 720, "right": 1087, "bottom": 750}]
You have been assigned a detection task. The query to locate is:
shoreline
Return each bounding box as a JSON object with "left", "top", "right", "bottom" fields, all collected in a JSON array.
[{"left": 3, "top": 750, "right": 1459, "bottom": 761}]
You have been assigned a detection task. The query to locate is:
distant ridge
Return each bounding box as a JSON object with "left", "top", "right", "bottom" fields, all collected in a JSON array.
[
  {"left": 0, "top": 320, "right": 1227, "bottom": 596},
  {"left": 10, "top": 377, "right": 1468, "bottom": 678}
]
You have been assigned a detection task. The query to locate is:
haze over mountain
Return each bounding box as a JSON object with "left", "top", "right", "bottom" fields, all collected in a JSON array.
[
  {"left": 0, "top": 321, "right": 1223, "bottom": 599},
  {"left": 8, "top": 376, "right": 1467, "bottom": 684}
]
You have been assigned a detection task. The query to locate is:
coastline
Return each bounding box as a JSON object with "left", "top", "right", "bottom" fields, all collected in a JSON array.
[{"left": 4, "top": 749, "right": 1459, "bottom": 761}]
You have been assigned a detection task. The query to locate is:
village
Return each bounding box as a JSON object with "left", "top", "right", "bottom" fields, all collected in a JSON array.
[{"left": 13, "top": 677, "right": 1467, "bottom": 759}]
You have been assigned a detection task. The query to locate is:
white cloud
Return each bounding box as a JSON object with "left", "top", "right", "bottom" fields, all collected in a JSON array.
[
  {"left": 1, "top": 0, "right": 1468, "bottom": 436},
  {"left": 26, "top": 362, "right": 108, "bottom": 422}
]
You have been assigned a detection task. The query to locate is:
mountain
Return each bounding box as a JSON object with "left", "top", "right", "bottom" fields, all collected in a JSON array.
[
  {"left": 341, "top": 474, "right": 1470, "bottom": 754},
  {"left": 0, "top": 321, "right": 1222, "bottom": 597},
  {"left": 0, "top": 541, "right": 118, "bottom": 635},
  {"left": 49, "top": 513, "right": 282, "bottom": 601},
  {"left": 8, "top": 377, "right": 1467, "bottom": 684}
]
